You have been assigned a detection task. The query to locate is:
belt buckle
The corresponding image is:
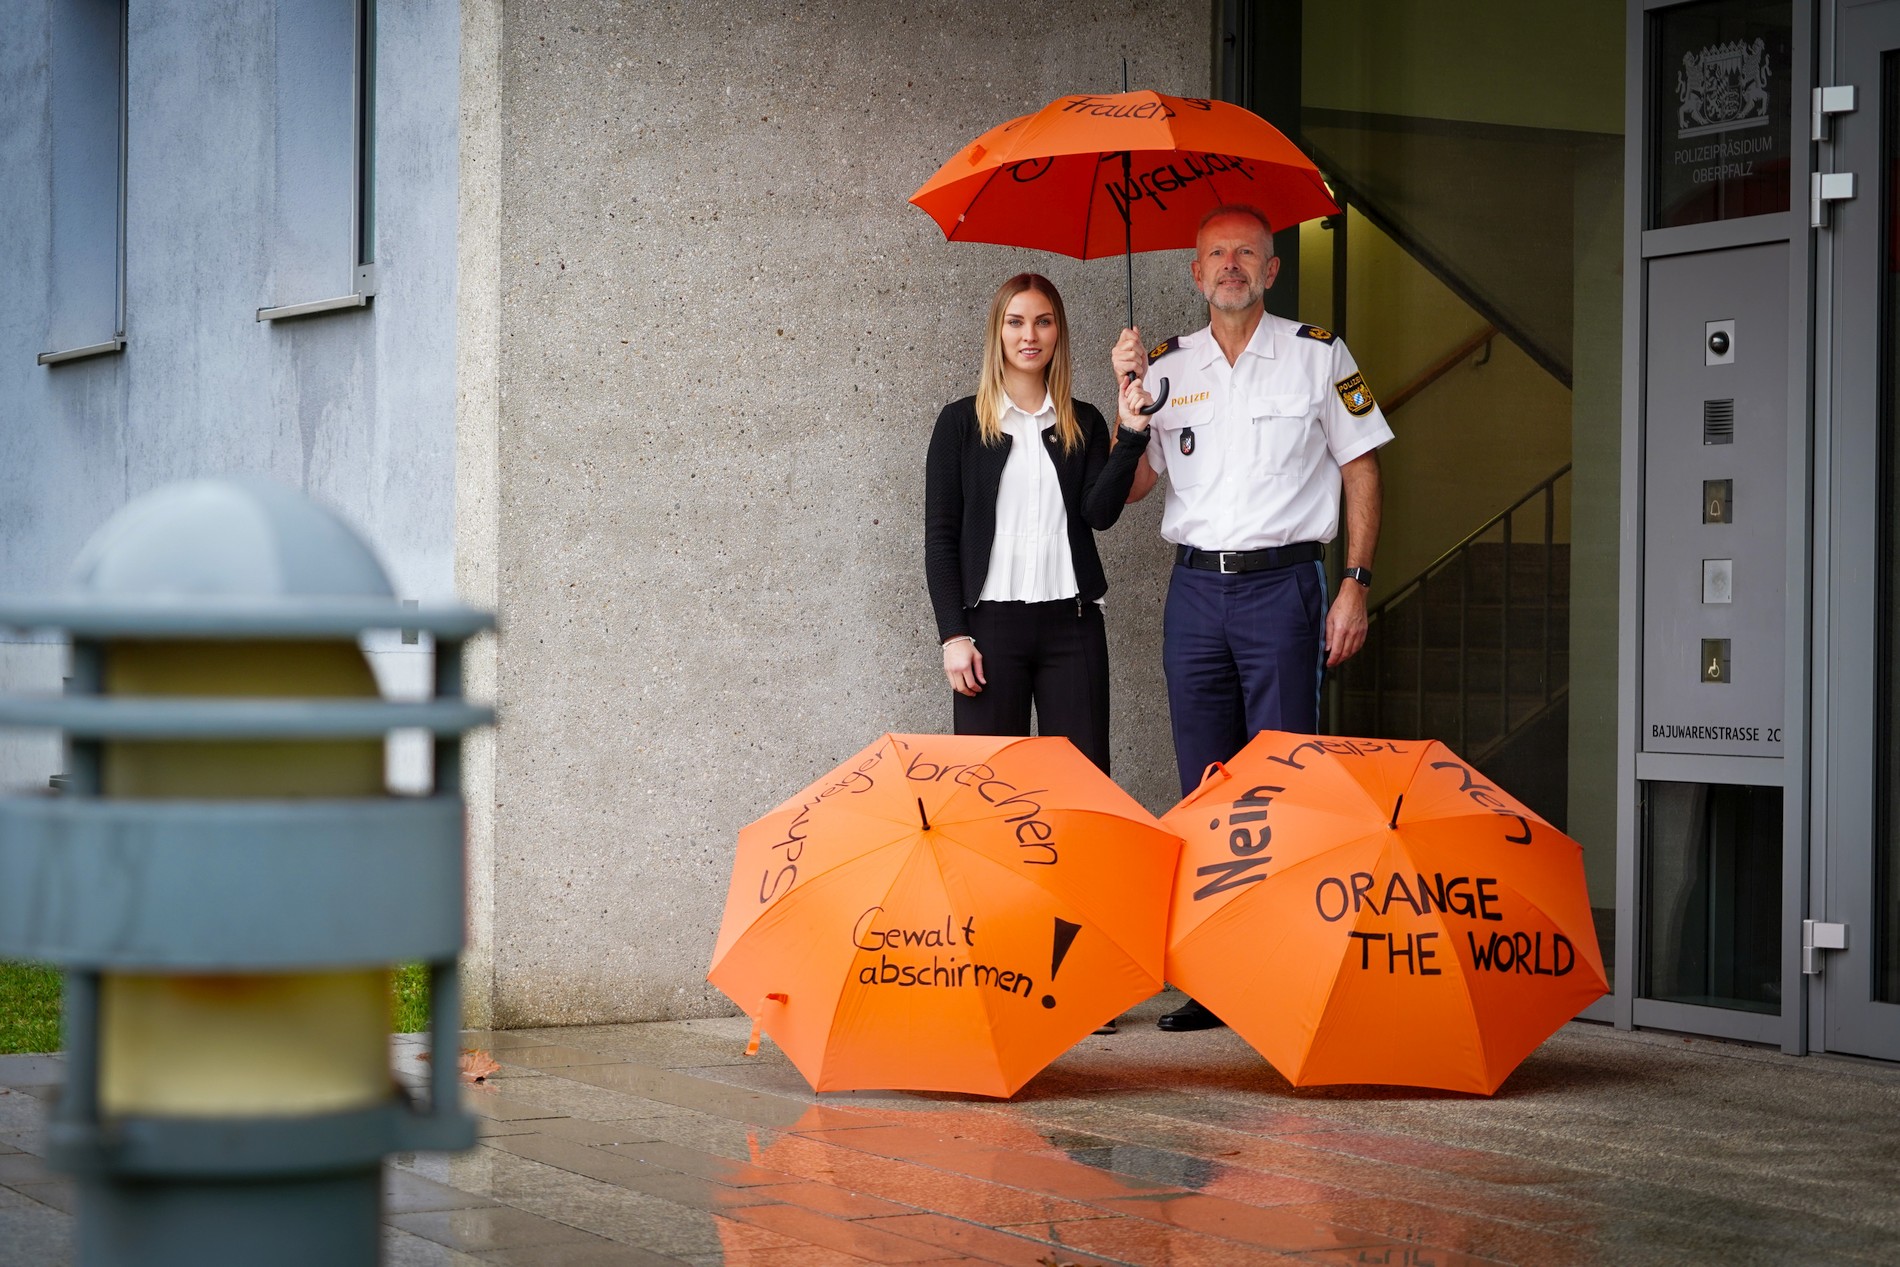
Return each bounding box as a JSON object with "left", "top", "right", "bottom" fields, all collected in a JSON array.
[{"left": 1218, "top": 551, "right": 1238, "bottom": 575}]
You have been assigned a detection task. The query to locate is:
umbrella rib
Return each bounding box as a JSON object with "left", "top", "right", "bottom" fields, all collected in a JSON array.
[
  {"left": 1083, "top": 150, "right": 1115, "bottom": 263},
  {"left": 714, "top": 839, "right": 922, "bottom": 1088},
  {"left": 815, "top": 837, "right": 934, "bottom": 1079},
  {"left": 930, "top": 819, "right": 1157, "bottom": 982},
  {"left": 716, "top": 815, "right": 920, "bottom": 966},
  {"left": 748, "top": 817, "right": 920, "bottom": 896},
  {"left": 1167, "top": 827, "right": 1381, "bottom": 1078},
  {"left": 1310, "top": 740, "right": 1440, "bottom": 829},
  {"left": 718, "top": 836, "right": 914, "bottom": 974},
  {"left": 944, "top": 160, "right": 1015, "bottom": 244},
  {"left": 1387, "top": 829, "right": 1493, "bottom": 1091},
  {"left": 930, "top": 804, "right": 1168, "bottom": 841},
  {"left": 937, "top": 116, "right": 1070, "bottom": 247},
  {"left": 935, "top": 840, "right": 1044, "bottom": 1096},
  {"left": 934, "top": 835, "right": 1136, "bottom": 1095}
]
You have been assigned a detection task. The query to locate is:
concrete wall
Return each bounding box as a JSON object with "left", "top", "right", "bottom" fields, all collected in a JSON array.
[
  {"left": 0, "top": 0, "right": 463, "bottom": 792},
  {"left": 460, "top": 1, "right": 1213, "bottom": 1025}
]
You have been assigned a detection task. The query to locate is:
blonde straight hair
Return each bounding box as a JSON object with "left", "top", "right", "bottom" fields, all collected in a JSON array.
[{"left": 974, "top": 274, "right": 1082, "bottom": 454}]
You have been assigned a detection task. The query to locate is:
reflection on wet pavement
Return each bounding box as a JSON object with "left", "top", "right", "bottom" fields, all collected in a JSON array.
[{"left": 3, "top": 991, "right": 1900, "bottom": 1265}]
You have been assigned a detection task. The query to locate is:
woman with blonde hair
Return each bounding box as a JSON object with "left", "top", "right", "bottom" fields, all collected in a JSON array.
[{"left": 924, "top": 273, "right": 1155, "bottom": 775}]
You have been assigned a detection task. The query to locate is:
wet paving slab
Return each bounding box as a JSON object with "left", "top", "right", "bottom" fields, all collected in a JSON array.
[{"left": 4, "top": 993, "right": 1900, "bottom": 1264}]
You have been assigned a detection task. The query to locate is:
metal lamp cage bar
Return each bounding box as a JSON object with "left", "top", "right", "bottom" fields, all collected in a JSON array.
[{"left": 0, "top": 602, "right": 494, "bottom": 1174}]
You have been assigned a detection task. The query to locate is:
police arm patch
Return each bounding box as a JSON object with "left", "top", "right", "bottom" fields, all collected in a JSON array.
[
  {"left": 1299, "top": 324, "right": 1336, "bottom": 343},
  {"left": 1335, "top": 372, "right": 1376, "bottom": 417}
]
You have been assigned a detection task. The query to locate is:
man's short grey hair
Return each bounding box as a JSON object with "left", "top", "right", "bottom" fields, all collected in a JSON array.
[{"left": 1197, "top": 203, "right": 1276, "bottom": 243}]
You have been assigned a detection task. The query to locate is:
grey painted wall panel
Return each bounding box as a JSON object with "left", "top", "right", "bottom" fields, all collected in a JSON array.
[
  {"left": 45, "top": 0, "right": 124, "bottom": 355},
  {"left": 0, "top": 0, "right": 460, "bottom": 790},
  {"left": 471, "top": 1, "right": 1211, "bottom": 1024},
  {"left": 269, "top": 0, "right": 360, "bottom": 306}
]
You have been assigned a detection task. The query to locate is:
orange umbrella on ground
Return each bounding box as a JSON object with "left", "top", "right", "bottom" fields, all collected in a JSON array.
[
  {"left": 709, "top": 733, "right": 1181, "bottom": 1096},
  {"left": 1162, "top": 731, "right": 1608, "bottom": 1095}
]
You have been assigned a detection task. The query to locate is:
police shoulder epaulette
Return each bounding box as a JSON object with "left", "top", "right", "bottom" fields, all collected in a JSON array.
[
  {"left": 1296, "top": 324, "right": 1337, "bottom": 344},
  {"left": 1148, "top": 335, "right": 1183, "bottom": 361}
]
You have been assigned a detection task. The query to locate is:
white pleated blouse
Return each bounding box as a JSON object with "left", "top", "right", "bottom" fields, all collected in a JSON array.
[{"left": 975, "top": 393, "right": 1079, "bottom": 604}]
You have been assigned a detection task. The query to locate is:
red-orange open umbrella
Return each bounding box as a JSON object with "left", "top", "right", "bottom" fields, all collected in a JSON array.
[
  {"left": 911, "top": 86, "right": 1336, "bottom": 336},
  {"left": 911, "top": 90, "right": 1337, "bottom": 261}
]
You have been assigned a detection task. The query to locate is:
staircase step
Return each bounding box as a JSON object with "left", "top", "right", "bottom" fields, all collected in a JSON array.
[
  {"left": 1373, "top": 603, "right": 1569, "bottom": 652},
  {"left": 1341, "top": 647, "right": 1568, "bottom": 696},
  {"left": 1338, "top": 689, "right": 1560, "bottom": 746},
  {"left": 1396, "top": 542, "right": 1571, "bottom": 606}
]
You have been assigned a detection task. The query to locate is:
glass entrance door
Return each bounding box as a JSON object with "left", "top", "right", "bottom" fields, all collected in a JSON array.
[{"left": 1822, "top": 0, "right": 1900, "bottom": 1061}]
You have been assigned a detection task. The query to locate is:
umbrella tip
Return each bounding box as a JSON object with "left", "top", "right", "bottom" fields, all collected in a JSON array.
[
  {"left": 917, "top": 796, "right": 931, "bottom": 831},
  {"left": 1390, "top": 794, "right": 1403, "bottom": 830}
]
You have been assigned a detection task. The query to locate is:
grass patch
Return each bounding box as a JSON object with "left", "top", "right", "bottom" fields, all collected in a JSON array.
[
  {"left": 0, "top": 962, "right": 434, "bottom": 1054},
  {"left": 0, "top": 961, "right": 63, "bottom": 1055},
  {"left": 392, "top": 963, "right": 432, "bottom": 1033}
]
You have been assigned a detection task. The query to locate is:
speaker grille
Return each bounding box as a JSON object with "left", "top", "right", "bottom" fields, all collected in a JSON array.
[{"left": 1703, "top": 399, "right": 1735, "bottom": 445}]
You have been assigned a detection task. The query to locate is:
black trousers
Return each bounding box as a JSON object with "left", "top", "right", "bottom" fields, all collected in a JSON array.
[{"left": 953, "top": 598, "right": 1111, "bottom": 774}]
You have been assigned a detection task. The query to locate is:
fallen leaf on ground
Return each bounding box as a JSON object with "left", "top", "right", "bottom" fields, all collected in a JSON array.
[
  {"left": 414, "top": 1047, "right": 501, "bottom": 1083},
  {"left": 459, "top": 1048, "right": 501, "bottom": 1082}
]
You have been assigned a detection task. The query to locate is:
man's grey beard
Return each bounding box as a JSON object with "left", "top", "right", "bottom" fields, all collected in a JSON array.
[
  {"left": 1197, "top": 268, "right": 1270, "bottom": 312},
  {"left": 1207, "top": 286, "right": 1262, "bottom": 312}
]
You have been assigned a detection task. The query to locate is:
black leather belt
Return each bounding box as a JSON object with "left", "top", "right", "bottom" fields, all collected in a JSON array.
[{"left": 1175, "top": 542, "right": 1324, "bottom": 574}]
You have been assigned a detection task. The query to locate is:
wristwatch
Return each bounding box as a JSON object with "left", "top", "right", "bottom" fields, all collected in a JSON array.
[{"left": 1343, "top": 566, "right": 1373, "bottom": 588}]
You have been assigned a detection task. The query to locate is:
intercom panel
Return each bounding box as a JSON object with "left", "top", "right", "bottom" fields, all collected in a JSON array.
[{"left": 1641, "top": 242, "right": 1788, "bottom": 756}]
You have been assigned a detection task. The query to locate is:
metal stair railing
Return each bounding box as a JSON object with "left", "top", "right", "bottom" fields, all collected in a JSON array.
[{"left": 1351, "top": 464, "right": 1572, "bottom": 753}]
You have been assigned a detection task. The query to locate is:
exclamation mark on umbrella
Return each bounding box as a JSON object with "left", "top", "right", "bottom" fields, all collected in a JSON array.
[{"left": 1041, "top": 918, "right": 1082, "bottom": 1009}]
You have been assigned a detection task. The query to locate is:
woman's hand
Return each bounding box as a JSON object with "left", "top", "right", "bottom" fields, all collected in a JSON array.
[
  {"left": 1117, "top": 374, "right": 1156, "bottom": 432},
  {"left": 943, "top": 638, "right": 985, "bottom": 696}
]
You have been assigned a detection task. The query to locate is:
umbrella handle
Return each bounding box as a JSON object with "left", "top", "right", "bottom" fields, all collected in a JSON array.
[
  {"left": 745, "top": 992, "right": 788, "bottom": 1057},
  {"left": 1125, "top": 371, "right": 1168, "bottom": 417}
]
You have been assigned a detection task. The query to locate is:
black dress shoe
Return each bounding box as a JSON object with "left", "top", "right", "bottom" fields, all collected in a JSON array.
[{"left": 1156, "top": 999, "right": 1227, "bottom": 1032}]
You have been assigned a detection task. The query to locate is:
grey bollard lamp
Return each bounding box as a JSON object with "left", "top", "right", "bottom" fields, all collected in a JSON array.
[{"left": 0, "top": 479, "right": 494, "bottom": 1267}]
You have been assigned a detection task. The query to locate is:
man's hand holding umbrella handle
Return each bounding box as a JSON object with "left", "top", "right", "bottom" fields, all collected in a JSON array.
[
  {"left": 943, "top": 636, "right": 985, "bottom": 696},
  {"left": 1114, "top": 328, "right": 1168, "bottom": 418}
]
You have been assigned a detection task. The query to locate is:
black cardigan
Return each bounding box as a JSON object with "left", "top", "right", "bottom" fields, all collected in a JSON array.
[{"left": 924, "top": 395, "right": 1152, "bottom": 642}]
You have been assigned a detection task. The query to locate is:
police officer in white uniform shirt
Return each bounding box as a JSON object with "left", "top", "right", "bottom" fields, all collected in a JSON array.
[{"left": 1110, "top": 204, "right": 1392, "bottom": 1032}]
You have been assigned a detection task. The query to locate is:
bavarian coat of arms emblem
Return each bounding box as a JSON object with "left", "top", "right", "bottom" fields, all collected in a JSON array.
[{"left": 1676, "top": 36, "right": 1772, "bottom": 137}]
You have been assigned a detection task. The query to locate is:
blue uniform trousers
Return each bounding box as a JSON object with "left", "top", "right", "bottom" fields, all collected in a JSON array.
[{"left": 1162, "top": 560, "right": 1327, "bottom": 797}]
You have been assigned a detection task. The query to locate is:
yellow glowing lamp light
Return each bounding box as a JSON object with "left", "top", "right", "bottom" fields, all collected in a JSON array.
[
  {"left": 0, "top": 479, "right": 493, "bottom": 1265},
  {"left": 98, "top": 638, "right": 391, "bottom": 1116}
]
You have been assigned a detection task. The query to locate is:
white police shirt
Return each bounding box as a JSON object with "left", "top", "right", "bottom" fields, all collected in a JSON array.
[{"left": 1142, "top": 315, "right": 1393, "bottom": 551}]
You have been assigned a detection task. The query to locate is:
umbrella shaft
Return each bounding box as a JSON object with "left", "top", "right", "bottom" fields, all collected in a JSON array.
[{"left": 1122, "top": 150, "right": 1135, "bottom": 331}]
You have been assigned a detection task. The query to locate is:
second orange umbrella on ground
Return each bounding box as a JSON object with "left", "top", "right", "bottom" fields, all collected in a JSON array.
[
  {"left": 709, "top": 734, "right": 1181, "bottom": 1097},
  {"left": 1162, "top": 731, "right": 1609, "bottom": 1094}
]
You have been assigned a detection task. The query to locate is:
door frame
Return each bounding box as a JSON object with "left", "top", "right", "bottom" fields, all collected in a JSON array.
[
  {"left": 1619, "top": 0, "right": 1818, "bottom": 1053},
  {"left": 1812, "top": 0, "right": 1900, "bottom": 1060}
]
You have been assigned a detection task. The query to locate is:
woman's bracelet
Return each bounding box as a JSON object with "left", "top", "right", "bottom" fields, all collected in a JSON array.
[{"left": 942, "top": 635, "right": 975, "bottom": 650}]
